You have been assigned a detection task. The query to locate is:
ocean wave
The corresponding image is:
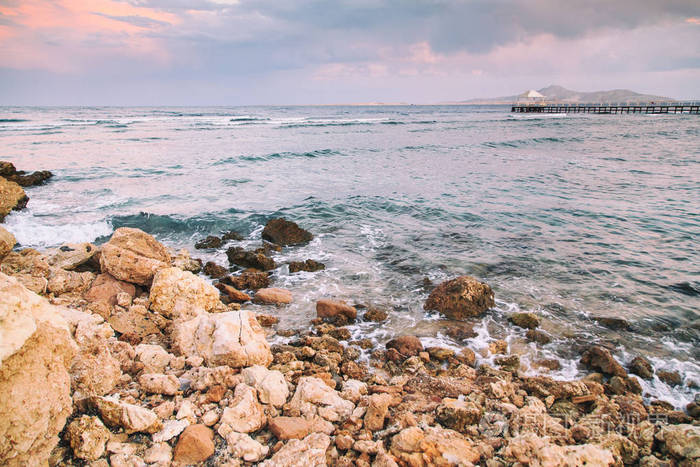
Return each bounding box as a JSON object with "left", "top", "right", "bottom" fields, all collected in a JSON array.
[
  {"left": 0, "top": 118, "right": 30, "bottom": 123},
  {"left": 4, "top": 210, "right": 113, "bottom": 249}
]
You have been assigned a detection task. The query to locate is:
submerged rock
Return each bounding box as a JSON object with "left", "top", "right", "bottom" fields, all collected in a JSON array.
[
  {"left": 424, "top": 275, "right": 495, "bottom": 319},
  {"left": 0, "top": 177, "right": 28, "bottom": 222},
  {"left": 580, "top": 345, "right": 627, "bottom": 378},
  {"left": 509, "top": 312, "right": 540, "bottom": 329},
  {"left": 226, "top": 246, "right": 276, "bottom": 271},
  {"left": 289, "top": 259, "right": 325, "bottom": 273},
  {"left": 0, "top": 273, "right": 76, "bottom": 466},
  {"left": 194, "top": 235, "right": 222, "bottom": 249},
  {"left": 254, "top": 287, "right": 293, "bottom": 305},
  {"left": 99, "top": 227, "right": 171, "bottom": 286},
  {"left": 262, "top": 218, "right": 313, "bottom": 246}
]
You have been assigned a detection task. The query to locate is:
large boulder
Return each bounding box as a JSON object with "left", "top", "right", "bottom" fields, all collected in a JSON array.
[
  {"left": 99, "top": 227, "right": 171, "bottom": 286},
  {"left": 424, "top": 276, "right": 495, "bottom": 319},
  {"left": 0, "top": 249, "right": 50, "bottom": 294},
  {"left": 149, "top": 267, "right": 222, "bottom": 318},
  {"left": 0, "top": 273, "right": 76, "bottom": 466},
  {"left": 261, "top": 218, "right": 313, "bottom": 246},
  {"left": 226, "top": 247, "right": 276, "bottom": 271},
  {"left": 0, "top": 162, "right": 53, "bottom": 187},
  {"left": 656, "top": 424, "right": 700, "bottom": 462},
  {"left": 0, "top": 227, "right": 16, "bottom": 260},
  {"left": 171, "top": 310, "right": 273, "bottom": 368},
  {"left": 84, "top": 273, "right": 136, "bottom": 306},
  {"left": 0, "top": 177, "right": 28, "bottom": 222},
  {"left": 580, "top": 346, "right": 627, "bottom": 378}
]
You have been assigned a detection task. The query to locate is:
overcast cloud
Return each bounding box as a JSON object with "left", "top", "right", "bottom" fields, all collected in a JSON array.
[{"left": 0, "top": 0, "right": 698, "bottom": 104}]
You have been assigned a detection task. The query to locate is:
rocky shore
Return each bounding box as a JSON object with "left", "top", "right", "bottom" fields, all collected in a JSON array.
[{"left": 0, "top": 165, "right": 698, "bottom": 466}]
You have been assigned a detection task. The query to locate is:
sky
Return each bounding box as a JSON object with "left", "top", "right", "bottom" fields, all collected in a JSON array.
[{"left": 0, "top": 0, "right": 699, "bottom": 105}]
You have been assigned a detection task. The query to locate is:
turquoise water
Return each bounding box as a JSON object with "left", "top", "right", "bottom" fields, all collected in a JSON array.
[{"left": 1, "top": 105, "right": 698, "bottom": 406}]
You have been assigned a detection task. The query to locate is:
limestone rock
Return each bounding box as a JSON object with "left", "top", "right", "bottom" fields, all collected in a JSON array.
[
  {"left": 173, "top": 424, "right": 215, "bottom": 464},
  {"left": 223, "top": 270, "right": 270, "bottom": 290},
  {"left": 254, "top": 287, "right": 293, "bottom": 305},
  {"left": 340, "top": 379, "right": 368, "bottom": 403},
  {"left": 91, "top": 397, "right": 160, "bottom": 434},
  {"left": 436, "top": 398, "right": 482, "bottom": 433},
  {"left": 226, "top": 247, "right": 276, "bottom": 271},
  {"left": 139, "top": 373, "right": 179, "bottom": 395},
  {"left": 242, "top": 365, "right": 289, "bottom": 406},
  {"left": 153, "top": 419, "right": 189, "bottom": 443},
  {"left": 99, "top": 227, "right": 171, "bottom": 286},
  {"left": 47, "top": 268, "right": 95, "bottom": 295},
  {"left": 386, "top": 336, "right": 423, "bottom": 358},
  {"left": 217, "top": 428, "right": 269, "bottom": 462},
  {"left": 268, "top": 416, "right": 334, "bottom": 440},
  {"left": 203, "top": 261, "right": 228, "bottom": 278},
  {"left": 316, "top": 299, "right": 357, "bottom": 321},
  {"left": 149, "top": 267, "right": 222, "bottom": 318},
  {"left": 289, "top": 259, "right": 325, "bottom": 273},
  {"left": 0, "top": 249, "right": 50, "bottom": 294},
  {"left": 67, "top": 415, "right": 110, "bottom": 461},
  {"left": 581, "top": 346, "right": 627, "bottom": 377},
  {"left": 0, "top": 273, "right": 76, "bottom": 466},
  {"left": 0, "top": 177, "right": 28, "bottom": 222},
  {"left": 134, "top": 344, "right": 173, "bottom": 373},
  {"left": 216, "top": 282, "right": 251, "bottom": 302},
  {"left": 170, "top": 310, "right": 272, "bottom": 368},
  {"left": 259, "top": 432, "right": 330, "bottom": 467},
  {"left": 71, "top": 345, "right": 122, "bottom": 396},
  {"left": 108, "top": 306, "right": 161, "bottom": 340},
  {"left": 504, "top": 433, "right": 614, "bottom": 467},
  {"left": 365, "top": 393, "right": 393, "bottom": 431},
  {"left": 288, "top": 376, "right": 355, "bottom": 422},
  {"left": 84, "top": 273, "right": 136, "bottom": 306},
  {"left": 262, "top": 218, "right": 313, "bottom": 246},
  {"left": 143, "top": 442, "right": 172, "bottom": 464},
  {"left": 656, "top": 424, "right": 700, "bottom": 461},
  {"left": 364, "top": 307, "right": 389, "bottom": 322},
  {"left": 629, "top": 356, "right": 654, "bottom": 379},
  {"left": 424, "top": 276, "right": 495, "bottom": 319},
  {"left": 0, "top": 227, "right": 16, "bottom": 260},
  {"left": 219, "top": 384, "right": 266, "bottom": 433},
  {"left": 509, "top": 312, "right": 540, "bottom": 329},
  {"left": 390, "top": 426, "right": 481, "bottom": 466},
  {"left": 46, "top": 243, "right": 97, "bottom": 270}
]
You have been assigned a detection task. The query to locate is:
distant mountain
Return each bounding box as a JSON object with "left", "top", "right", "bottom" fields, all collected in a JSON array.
[{"left": 451, "top": 85, "right": 673, "bottom": 105}]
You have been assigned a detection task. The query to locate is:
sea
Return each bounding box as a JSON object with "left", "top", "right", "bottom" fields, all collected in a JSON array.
[{"left": 1, "top": 105, "right": 698, "bottom": 408}]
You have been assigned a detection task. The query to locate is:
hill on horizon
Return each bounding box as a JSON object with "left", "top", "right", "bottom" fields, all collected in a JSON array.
[{"left": 453, "top": 85, "right": 674, "bottom": 104}]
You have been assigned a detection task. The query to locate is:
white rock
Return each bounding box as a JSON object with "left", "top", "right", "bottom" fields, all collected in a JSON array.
[
  {"left": 152, "top": 419, "right": 190, "bottom": 443},
  {"left": 242, "top": 365, "right": 289, "bottom": 407},
  {"left": 259, "top": 433, "right": 331, "bottom": 467},
  {"left": 219, "top": 384, "right": 266, "bottom": 433},
  {"left": 139, "top": 373, "right": 179, "bottom": 395},
  {"left": 341, "top": 379, "right": 368, "bottom": 403},
  {"left": 149, "top": 267, "right": 221, "bottom": 318},
  {"left": 217, "top": 426, "right": 270, "bottom": 463},
  {"left": 134, "top": 344, "right": 172, "bottom": 373},
  {"left": 288, "top": 376, "right": 355, "bottom": 422},
  {"left": 176, "top": 400, "right": 198, "bottom": 422},
  {"left": 143, "top": 442, "right": 172, "bottom": 464}
]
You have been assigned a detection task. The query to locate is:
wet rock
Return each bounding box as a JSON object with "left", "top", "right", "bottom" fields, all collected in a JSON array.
[
  {"left": 504, "top": 433, "right": 614, "bottom": 466},
  {"left": 445, "top": 323, "right": 478, "bottom": 340},
  {"left": 489, "top": 339, "right": 508, "bottom": 355},
  {"left": 390, "top": 425, "right": 481, "bottom": 466},
  {"left": 386, "top": 336, "right": 423, "bottom": 358},
  {"left": 364, "top": 307, "right": 389, "bottom": 322},
  {"left": 173, "top": 424, "right": 215, "bottom": 464},
  {"left": 67, "top": 415, "right": 110, "bottom": 461},
  {"left": 150, "top": 267, "right": 223, "bottom": 318},
  {"left": 217, "top": 429, "right": 269, "bottom": 462},
  {"left": 254, "top": 287, "right": 293, "bottom": 305},
  {"left": 46, "top": 243, "right": 97, "bottom": 271},
  {"left": 424, "top": 275, "right": 495, "bottom": 319},
  {"left": 365, "top": 393, "right": 393, "bottom": 431},
  {"left": 288, "top": 376, "right": 355, "bottom": 422},
  {"left": 656, "top": 424, "right": 700, "bottom": 462},
  {"left": 496, "top": 355, "right": 520, "bottom": 373},
  {"left": 262, "top": 218, "right": 313, "bottom": 246},
  {"left": 139, "top": 373, "right": 179, "bottom": 395},
  {"left": 99, "top": 228, "right": 172, "bottom": 286},
  {"left": 0, "top": 177, "right": 28, "bottom": 222},
  {"left": 657, "top": 370, "right": 681, "bottom": 387},
  {"left": 222, "top": 269, "right": 271, "bottom": 290},
  {"left": 425, "top": 347, "right": 454, "bottom": 361},
  {"left": 509, "top": 312, "right": 540, "bottom": 329},
  {"left": 457, "top": 348, "right": 477, "bottom": 366},
  {"left": 435, "top": 398, "right": 481, "bottom": 431},
  {"left": 203, "top": 261, "right": 228, "bottom": 278},
  {"left": 219, "top": 384, "right": 266, "bottom": 433},
  {"left": 0, "top": 162, "right": 53, "bottom": 187},
  {"left": 242, "top": 365, "right": 289, "bottom": 407},
  {"left": 0, "top": 227, "right": 15, "bottom": 260},
  {"left": 265, "top": 434, "right": 332, "bottom": 467},
  {"left": 598, "top": 432, "right": 640, "bottom": 465},
  {"left": 222, "top": 230, "right": 243, "bottom": 241},
  {"left": 171, "top": 249, "right": 202, "bottom": 273},
  {"left": 526, "top": 329, "right": 552, "bottom": 345},
  {"left": 629, "top": 356, "right": 654, "bottom": 379},
  {"left": 0, "top": 273, "right": 76, "bottom": 466},
  {"left": 194, "top": 235, "right": 222, "bottom": 249},
  {"left": 594, "top": 316, "right": 631, "bottom": 331},
  {"left": 580, "top": 345, "right": 627, "bottom": 377},
  {"left": 171, "top": 309, "right": 272, "bottom": 367},
  {"left": 316, "top": 299, "right": 357, "bottom": 321},
  {"left": 216, "top": 282, "right": 251, "bottom": 302},
  {"left": 289, "top": 259, "right": 325, "bottom": 273},
  {"left": 84, "top": 273, "right": 136, "bottom": 306},
  {"left": 687, "top": 401, "right": 700, "bottom": 418},
  {"left": 227, "top": 246, "right": 276, "bottom": 270}
]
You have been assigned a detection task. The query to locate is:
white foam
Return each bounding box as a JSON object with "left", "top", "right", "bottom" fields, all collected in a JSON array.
[{"left": 4, "top": 210, "right": 112, "bottom": 249}]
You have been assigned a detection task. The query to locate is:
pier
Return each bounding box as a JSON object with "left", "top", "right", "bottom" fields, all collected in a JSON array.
[{"left": 512, "top": 103, "right": 700, "bottom": 114}]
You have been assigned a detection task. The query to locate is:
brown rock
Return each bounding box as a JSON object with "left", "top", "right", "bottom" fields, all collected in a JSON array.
[
  {"left": 489, "top": 339, "right": 508, "bottom": 355},
  {"left": 594, "top": 316, "right": 631, "bottom": 331},
  {"left": 226, "top": 247, "right": 276, "bottom": 270},
  {"left": 629, "top": 356, "right": 654, "bottom": 380},
  {"left": 289, "top": 259, "right": 325, "bottom": 273},
  {"left": 84, "top": 273, "right": 136, "bottom": 306},
  {"left": 216, "top": 282, "right": 251, "bottom": 302},
  {"left": 457, "top": 348, "right": 477, "bottom": 366},
  {"left": 222, "top": 270, "right": 271, "bottom": 290},
  {"left": 657, "top": 370, "right": 682, "bottom": 387},
  {"left": 99, "top": 228, "right": 172, "bottom": 286},
  {"left": 262, "top": 218, "right": 313, "bottom": 246},
  {"left": 149, "top": 267, "right": 223, "bottom": 318},
  {"left": 386, "top": 336, "right": 423, "bottom": 358},
  {"left": 256, "top": 314, "right": 279, "bottom": 327},
  {"left": 254, "top": 287, "right": 292, "bottom": 305},
  {"left": 581, "top": 345, "right": 627, "bottom": 377},
  {"left": 365, "top": 393, "right": 393, "bottom": 431},
  {"left": 509, "top": 312, "right": 540, "bottom": 329},
  {"left": 445, "top": 323, "right": 478, "bottom": 340},
  {"left": 0, "top": 162, "right": 53, "bottom": 187},
  {"left": 194, "top": 236, "right": 222, "bottom": 249},
  {"left": 526, "top": 329, "right": 552, "bottom": 345},
  {"left": 203, "top": 261, "right": 228, "bottom": 278},
  {"left": 0, "top": 176, "right": 28, "bottom": 222},
  {"left": 269, "top": 417, "right": 313, "bottom": 440},
  {"left": 0, "top": 227, "right": 16, "bottom": 261},
  {"left": 67, "top": 415, "right": 110, "bottom": 461},
  {"left": 424, "top": 275, "right": 495, "bottom": 319},
  {"left": 46, "top": 243, "right": 97, "bottom": 271},
  {"left": 364, "top": 307, "right": 389, "bottom": 322},
  {"left": 108, "top": 306, "right": 160, "bottom": 339},
  {"left": 436, "top": 398, "right": 482, "bottom": 432},
  {"left": 173, "top": 424, "right": 215, "bottom": 464},
  {"left": 316, "top": 299, "right": 357, "bottom": 321}
]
